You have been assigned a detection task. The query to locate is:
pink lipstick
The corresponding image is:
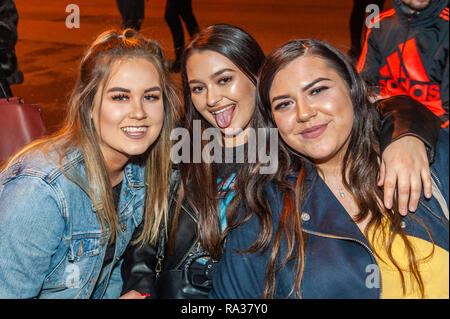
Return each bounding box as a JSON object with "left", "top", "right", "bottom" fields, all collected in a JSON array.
[{"left": 300, "top": 123, "right": 328, "bottom": 139}]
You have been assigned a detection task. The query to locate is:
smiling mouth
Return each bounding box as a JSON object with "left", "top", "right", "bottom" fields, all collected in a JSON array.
[
  {"left": 300, "top": 123, "right": 328, "bottom": 139},
  {"left": 121, "top": 126, "right": 149, "bottom": 139}
]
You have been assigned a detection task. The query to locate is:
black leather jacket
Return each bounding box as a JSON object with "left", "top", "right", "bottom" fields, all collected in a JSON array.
[
  {"left": 120, "top": 95, "right": 441, "bottom": 299},
  {"left": 121, "top": 169, "right": 214, "bottom": 298}
]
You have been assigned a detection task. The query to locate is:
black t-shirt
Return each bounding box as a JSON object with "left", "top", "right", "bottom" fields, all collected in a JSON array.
[
  {"left": 216, "top": 142, "right": 246, "bottom": 182},
  {"left": 101, "top": 181, "right": 122, "bottom": 267}
]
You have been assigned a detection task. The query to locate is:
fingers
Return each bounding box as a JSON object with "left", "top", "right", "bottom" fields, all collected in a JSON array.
[
  {"left": 378, "top": 161, "right": 385, "bottom": 187},
  {"left": 380, "top": 136, "right": 431, "bottom": 216},
  {"left": 396, "top": 173, "right": 411, "bottom": 216},
  {"left": 119, "top": 290, "right": 148, "bottom": 299},
  {"left": 382, "top": 169, "right": 396, "bottom": 211},
  {"left": 421, "top": 166, "right": 432, "bottom": 200},
  {"left": 407, "top": 172, "right": 422, "bottom": 212}
]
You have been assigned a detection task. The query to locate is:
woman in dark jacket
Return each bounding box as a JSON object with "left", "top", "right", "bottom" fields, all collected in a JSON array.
[
  {"left": 121, "top": 24, "right": 442, "bottom": 299},
  {"left": 211, "top": 39, "right": 448, "bottom": 299}
]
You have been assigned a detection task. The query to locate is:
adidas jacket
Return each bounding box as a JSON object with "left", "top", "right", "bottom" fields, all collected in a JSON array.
[{"left": 357, "top": 0, "right": 449, "bottom": 126}]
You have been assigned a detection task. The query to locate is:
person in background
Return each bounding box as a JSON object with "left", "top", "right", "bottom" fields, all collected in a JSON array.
[
  {"left": 121, "top": 24, "right": 442, "bottom": 299},
  {"left": 0, "top": 29, "right": 180, "bottom": 298},
  {"left": 211, "top": 38, "right": 448, "bottom": 299},
  {"left": 116, "top": 0, "right": 145, "bottom": 31},
  {"left": 164, "top": 0, "right": 199, "bottom": 73},
  {"left": 357, "top": 0, "right": 449, "bottom": 127},
  {"left": 0, "top": 0, "right": 23, "bottom": 98}
]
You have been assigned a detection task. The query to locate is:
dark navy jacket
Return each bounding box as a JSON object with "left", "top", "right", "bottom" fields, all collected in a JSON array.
[{"left": 210, "top": 128, "right": 449, "bottom": 299}]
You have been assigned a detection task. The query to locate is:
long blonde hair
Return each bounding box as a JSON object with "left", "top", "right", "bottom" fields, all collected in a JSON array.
[{"left": 3, "top": 29, "right": 181, "bottom": 244}]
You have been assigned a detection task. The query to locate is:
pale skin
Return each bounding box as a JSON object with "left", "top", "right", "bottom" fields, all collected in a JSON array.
[
  {"left": 269, "top": 55, "right": 431, "bottom": 230},
  {"left": 90, "top": 57, "right": 164, "bottom": 299},
  {"left": 187, "top": 50, "right": 432, "bottom": 215}
]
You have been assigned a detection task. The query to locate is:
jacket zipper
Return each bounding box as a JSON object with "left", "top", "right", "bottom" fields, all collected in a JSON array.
[
  {"left": 422, "top": 170, "right": 448, "bottom": 225},
  {"left": 419, "top": 199, "right": 449, "bottom": 226},
  {"left": 301, "top": 228, "right": 382, "bottom": 299},
  {"left": 430, "top": 169, "right": 442, "bottom": 189}
]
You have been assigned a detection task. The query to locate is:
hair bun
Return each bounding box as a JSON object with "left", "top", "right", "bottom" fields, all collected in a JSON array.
[{"left": 122, "top": 28, "right": 138, "bottom": 39}]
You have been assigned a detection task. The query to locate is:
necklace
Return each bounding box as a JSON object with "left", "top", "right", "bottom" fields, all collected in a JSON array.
[{"left": 339, "top": 186, "right": 345, "bottom": 199}]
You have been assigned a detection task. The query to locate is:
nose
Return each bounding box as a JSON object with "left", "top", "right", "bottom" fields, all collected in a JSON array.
[
  {"left": 206, "top": 86, "right": 222, "bottom": 107},
  {"left": 296, "top": 98, "right": 317, "bottom": 122},
  {"left": 129, "top": 98, "right": 147, "bottom": 120}
]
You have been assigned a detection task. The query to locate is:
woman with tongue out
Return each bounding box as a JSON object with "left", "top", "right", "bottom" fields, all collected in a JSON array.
[{"left": 120, "top": 24, "right": 441, "bottom": 299}]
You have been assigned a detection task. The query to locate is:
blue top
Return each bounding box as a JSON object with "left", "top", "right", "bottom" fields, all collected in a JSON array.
[
  {"left": 210, "top": 128, "right": 449, "bottom": 299},
  {"left": 0, "top": 147, "right": 146, "bottom": 298}
]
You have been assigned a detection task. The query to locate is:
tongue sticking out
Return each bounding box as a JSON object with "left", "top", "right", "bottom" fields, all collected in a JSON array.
[{"left": 214, "top": 106, "right": 235, "bottom": 129}]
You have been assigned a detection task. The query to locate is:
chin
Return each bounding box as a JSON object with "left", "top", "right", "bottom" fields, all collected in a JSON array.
[
  {"left": 222, "top": 126, "right": 244, "bottom": 137},
  {"left": 299, "top": 147, "right": 336, "bottom": 163},
  {"left": 123, "top": 144, "right": 153, "bottom": 157}
]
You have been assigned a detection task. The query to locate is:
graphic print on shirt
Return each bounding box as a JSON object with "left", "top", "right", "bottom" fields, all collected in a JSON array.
[
  {"left": 378, "top": 38, "right": 444, "bottom": 116},
  {"left": 195, "top": 173, "right": 237, "bottom": 266},
  {"left": 217, "top": 173, "right": 237, "bottom": 231}
]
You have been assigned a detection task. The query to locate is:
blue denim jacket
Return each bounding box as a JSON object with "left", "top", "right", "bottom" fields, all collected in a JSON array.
[
  {"left": 0, "top": 148, "right": 145, "bottom": 298},
  {"left": 211, "top": 128, "right": 449, "bottom": 299}
]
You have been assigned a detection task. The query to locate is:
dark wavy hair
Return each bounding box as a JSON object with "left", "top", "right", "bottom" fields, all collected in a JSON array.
[
  {"left": 171, "top": 24, "right": 265, "bottom": 259},
  {"left": 241, "top": 39, "right": 433, "bottom": 298}
]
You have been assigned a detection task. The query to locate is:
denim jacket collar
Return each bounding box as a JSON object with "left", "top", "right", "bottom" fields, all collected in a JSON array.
[
  {"left": 65, "top": 148, "right": 146, "bottom": 188},
  {"left": 59, "top": 148, "right": 146, "bottom": 214}
]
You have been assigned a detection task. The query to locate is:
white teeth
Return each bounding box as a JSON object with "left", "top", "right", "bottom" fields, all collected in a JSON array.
[
  {"left": 212, "top": 104, "right": 235, "bottom": 115},
  {"left": 121, "top": 126, "right": 148, "bottom": 133}
]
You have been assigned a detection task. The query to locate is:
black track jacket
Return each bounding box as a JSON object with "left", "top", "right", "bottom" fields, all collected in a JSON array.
[{"left": 358, "top": 0, "right": 449, "bottom": 126}]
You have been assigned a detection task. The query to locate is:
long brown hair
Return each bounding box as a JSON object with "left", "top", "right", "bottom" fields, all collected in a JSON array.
[
  {"left": 3, "top": 29, "right": 181, "bottom": 245},
  {"left": 173, "top": 24, "right": 266, "bottom": 259},
  {"left": 242, "top": 39, "right": 434, "bottom": 298}
]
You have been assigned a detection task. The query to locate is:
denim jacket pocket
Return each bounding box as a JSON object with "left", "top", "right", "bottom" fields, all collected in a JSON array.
[
  {"left": 69, "top": 236, "right": 102, "bottom": 262},
  {"left": 43, "top": 234, "right": 103, "bottom": 294}
]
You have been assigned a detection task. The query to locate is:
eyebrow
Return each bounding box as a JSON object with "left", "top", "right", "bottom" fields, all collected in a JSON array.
[
  {"left": 302, "top": 77, "right": 332, "bottom": 91},
  {"left": 212, "top": 68, "right": 235, "bottom": 78},
  {"left": 107, "top": 86, "right": 161, "bottom": 93},
  {"left": 271, "top": 77, "right": 332, "bottom": 103},
  {"left": 188, "top": 68, "right": 236, "bottom": 85}
]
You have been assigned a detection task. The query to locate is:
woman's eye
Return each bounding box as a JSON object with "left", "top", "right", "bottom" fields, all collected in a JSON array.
[
  {"left": 144, "top": 94, "right": 160, "bottom": 101},
  {"left": 310, "top": 86, "right": 328, "bottom": 96},
  {"left": 218, "top": 76, "right": 232, "bottom": 85},
  {"left": 111, "top": 94, "right": 129, "bottom": 101},
  {"left": 191, "top": 86, "right": 204, "bottom": 94},
  {"left": 273, "top": 101, "right": 292, "bottom": 111}
]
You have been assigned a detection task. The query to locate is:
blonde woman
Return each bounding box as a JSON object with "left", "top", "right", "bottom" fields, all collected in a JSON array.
[{"left": 0, "top": 29, "right": 180, "bottom": 298}]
